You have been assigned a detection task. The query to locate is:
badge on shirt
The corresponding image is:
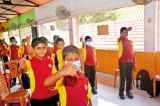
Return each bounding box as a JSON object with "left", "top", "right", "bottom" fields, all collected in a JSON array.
[
  {"left": 48, "top": 64, "right": 52, "bottom": 68},
  {"left": 84, "top": 84, "right": 87, "bottom": 90},
  {"left": 47, "top": 56, "right": 50, "bottom": 59}
]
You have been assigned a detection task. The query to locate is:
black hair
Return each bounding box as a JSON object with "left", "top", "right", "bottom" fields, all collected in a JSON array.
[
  {"left": 56, "top": 38, "right": 64, "bottom": 45},
  {"left": 10, "top": 37, "right": 16, "bottom": 41},
  {"left": 53, "top": 35, "right": 59, "bottom": 40},
  {"left": 40, "top": 36, "right": 48, "bottom": 42},
  {"left": 120, "top": 27, "right": 127, "bottom": 34},
  {"left": 0, "top": 40, "right": 2, "bottom": 45},
  {"left": 62, "top": 45, "right": 79, "bottom": 59},
  {"left": 85, "top": 36, "right": 92, "bottom": 41},
  {"left": 31, "top": 37, "right": 47, "bottom": 48},
  {"left": 22, "top": 39, "right": 25, "bottom": 42}
]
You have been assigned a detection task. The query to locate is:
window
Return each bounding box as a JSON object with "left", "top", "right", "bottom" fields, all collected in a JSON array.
[
  {"left": 158, "top": 1, "right": 160, "bottom": 51},
  {"left": 21, "top": 26, "right": 32, "bottom": 40},
  {"left": 78, "top": 5, "right": 144, "bottom": 51},
  {"left": 41, "top": 20, "right": 70, "bottom": 47},
  {"left": 9, "top": 29, "right": 21, "bottom": 45},
  {"left": 2, "top": 32, "right": 9, "bottom": 44}
]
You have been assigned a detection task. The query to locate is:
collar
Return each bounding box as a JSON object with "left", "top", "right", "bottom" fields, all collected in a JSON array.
[
  {"left": 32, "top": 56, "right": 47, "bottom": 62},
  {"left": 77, "top": 71, "right": 84, "bottom": 79},
  {"left": 122, "top": 38, "right": 128, "bottom": 40}
]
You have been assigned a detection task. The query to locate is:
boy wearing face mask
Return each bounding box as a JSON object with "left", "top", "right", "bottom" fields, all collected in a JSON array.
[
  {"left": 6, "top": 37, "right": 22, "bottom": 85},
  {"left": 21, "top": 39, "right": 29, "bottom": 60},
  {"left": 8, "top": 37, "right": 21, "bottom": 60},
  {"left": 44, "top": 45, "right": 92, "bottom": 106},
  {"left": 80, "top": 36, "right": 98, "bottom": 94}
]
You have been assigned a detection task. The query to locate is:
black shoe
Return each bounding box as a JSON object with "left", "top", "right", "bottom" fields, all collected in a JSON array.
[
  {"left": 92, "top": 87, "right": 97, "bottom": 94},
  {"left": 119, "top": 92, "right": 125, "bottom": 100},
  {"left": 126, "top": 91, "right": 134, "bottom": 99}
]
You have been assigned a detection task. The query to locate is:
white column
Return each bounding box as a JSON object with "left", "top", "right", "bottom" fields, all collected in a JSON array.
[
  {"left": 68, "top": 17, "right": 80, "bottom": 47},
  {"left": 144, "top": 1, "right": 158, "bottom": 52}
]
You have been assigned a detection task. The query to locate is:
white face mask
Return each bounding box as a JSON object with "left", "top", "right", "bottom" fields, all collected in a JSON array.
[
  {"left": 65, "top": 60, "right": 81, "bottom": 71},
  {"left": 24, "top": 42, "right": 27, "bottom": 46},
  {"left": 86, "top": 42, "right": 92, "bottom": 46}
]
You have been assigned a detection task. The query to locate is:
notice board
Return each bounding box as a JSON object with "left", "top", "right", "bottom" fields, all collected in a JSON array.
[{"left": 97, "top": 25, "right": 109, "bottom": 35}]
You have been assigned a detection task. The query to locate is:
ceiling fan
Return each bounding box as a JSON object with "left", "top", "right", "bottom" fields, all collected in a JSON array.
[
  {"left": 132, "top": 0, "right": 153, "bottom": 5},
  {"left": 2, "top": 0, "right": 12, "bottom": 4},
  {"left": 55, "top": 5, "right": 71, "bottom": 20},
  {"left": 26, "top": 18, "right": 37, "bottom": 27}
]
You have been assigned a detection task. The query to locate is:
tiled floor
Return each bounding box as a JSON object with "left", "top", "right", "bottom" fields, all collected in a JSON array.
[
  {"left": 92, "top": 72, "right": 160, "bottom": 106},
  {"left": 11, "top": 72, "right": 160, "bottom": 106}
]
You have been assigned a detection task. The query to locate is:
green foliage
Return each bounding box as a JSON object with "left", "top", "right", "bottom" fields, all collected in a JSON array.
[
  {"left": 55, "top": 11, "right": 117, "bottom": 30},
  {"left": 21, "top": 27, "right": 32, "bottom": 37},
  {"left": 78, "top": 11, "right": 117, "bottom": 25},
  {"left": 55, "top": 20, "right": 68, "bottom": 31}
]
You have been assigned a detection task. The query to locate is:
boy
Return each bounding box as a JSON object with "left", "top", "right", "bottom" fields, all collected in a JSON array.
[
  {"left": 0, "top": 39, "right": 9, "bottom": 67},
  {"left": 21, "top": 39, "right": 29, "bottom": 60},
  {"left": 7, "top": 37, "right": 21, "bottom": 85},
  {"left": 44, "top": 45, "right": 92, "bottom": 106},
  {"left": 117, "top": 27, "right": 136, "bottom": 99},
  {"left": 9, "top": 37, "right": 21, "bottom": 60},
  {"left": 80, "top": 36, "right": 98, "bottom": 94},
  {"left": 52, "top": 35, "right": 59, "bottom": 55},
  {"left": 48, "top": 35, "right": 59, "bottom": 70},
  {"left": 56, "top": 38, "right": 65, "bottom": 70},
  {"left": 19, "top": 38, "right": 58, "bottom": 106},
  {"left": 25, "top": 35, "right": 53, "bottom": 60}
]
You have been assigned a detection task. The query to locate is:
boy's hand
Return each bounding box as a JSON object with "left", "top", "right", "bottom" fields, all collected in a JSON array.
[
  {"left": 133, "top": 63, "right": 137, "bottom": 72},
  {"left": 2, "top": 38, "right": 5, "bottom": 41},
  {"left": 61, "top": 61, "right": 77, "bottom": 77},
  {"left": 25, "top": 35, "right": 31, "bottom": 43},
  {"left": 127, "top": 27, "right": 132, "bottom": 31},
  {"left": 80, "top": 36, "right": 83, "bottom": 42},
  {"left": 19, "top": 55, "right": 26, "bottom": 69},
  {"left": 1, "top": 39, "right": 5, "bottom": 43}
]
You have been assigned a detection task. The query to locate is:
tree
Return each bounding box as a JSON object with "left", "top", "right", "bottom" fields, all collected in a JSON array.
[
  {"left": 78, "top": 11, "right": 117, "bottom": 25},
  {"left": 55, "top": 20, "right": 68, "bottom": 31}
]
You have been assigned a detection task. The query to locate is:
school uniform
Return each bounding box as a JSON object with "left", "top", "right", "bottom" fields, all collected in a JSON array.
[
  {"left": 1, "top": 45, "right": 9, "bottom": 63},
  {"left": 9, "top": 45, "right": 21, "bottom": 60},
  {"left": 53, "top": 42, "right": 58, "bottom": 70},
  {"left": 21, "top": 45, "right": 29, "bottom": 60},
  {"left": 82, "top": 45, "right": 97, "bottom": 88},
  {"left": 56, "top": 48, "right": 63, "bottom": 70},
  {"left": 8, "top": 45, "right": 21, "bottom": 84},
  {"left": 53, "top": 42, "right": 58, "bottom": 55},
  {"left": 55, "top": 72, "right": 92, "bottom": 106},
  {"left": 117, "top": 38, "right": 134, "bottom": 93},
  {"left": 26, "top": 56, "right": 58, "bottom": 106}
]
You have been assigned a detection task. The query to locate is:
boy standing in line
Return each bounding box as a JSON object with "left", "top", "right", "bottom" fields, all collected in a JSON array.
[
  {"left": 9, "top": 37, "right": 21, "bottom": 60},
  {"left": 80, "top": 36, "right": 98, "bottom": 94},
  {"left": 117, "top": 27, "right": 136, "bottom": 100},
  {"left": 0, "top": 39, "right": 9, "bottom": 67},
  {"left": 19, "top": 37, "right": 58, "bottom": 106},
  {"left": 5, "top": 37, "right": 22, "bottom": 85},
  {"left": 44, "top": 45, "right": 92, "bottom": 106}
]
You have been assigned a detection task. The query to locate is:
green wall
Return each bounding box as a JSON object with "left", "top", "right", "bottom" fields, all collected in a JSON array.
[
  {"left": 20, "top": 9, "right": 36, "bottom": 28},
  {"left": 8, "top": 9, "right": 36, "bottom": 30}
]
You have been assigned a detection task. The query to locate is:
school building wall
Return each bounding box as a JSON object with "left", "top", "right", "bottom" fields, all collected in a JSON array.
[
  {"left": 0, "top": 0, "right": 159, "bottom": 78},
  {"left": 46, "top": 48, "right": 159, "bottom": 79}
]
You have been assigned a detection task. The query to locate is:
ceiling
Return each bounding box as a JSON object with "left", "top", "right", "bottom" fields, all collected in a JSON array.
[{"left": 0, "top": 0, "right": 53, "bottom": 23}]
